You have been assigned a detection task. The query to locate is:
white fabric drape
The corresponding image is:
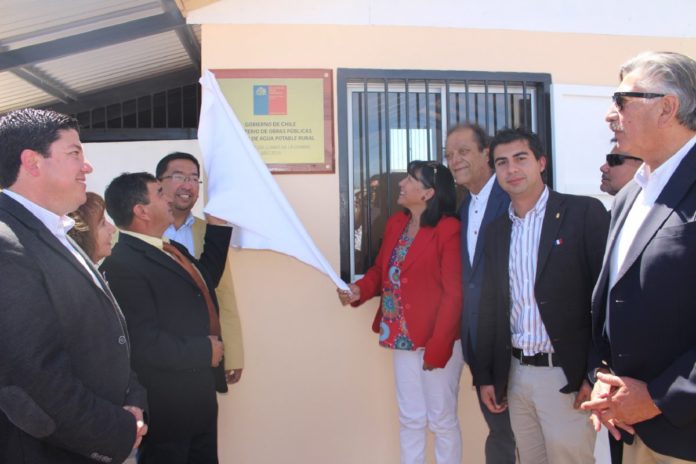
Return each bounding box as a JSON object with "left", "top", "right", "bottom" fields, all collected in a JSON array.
[{"left": 198, "top": 69, "right": 348, "bottom": 291}]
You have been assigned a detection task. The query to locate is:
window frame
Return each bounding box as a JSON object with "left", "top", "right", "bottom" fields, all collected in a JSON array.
[{"left": 337, "top": 68, "right": 553, "bottom": 282}]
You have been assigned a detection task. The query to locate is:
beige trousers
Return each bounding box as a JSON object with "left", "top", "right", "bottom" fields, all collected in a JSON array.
[
  {"left": 623, "top": 435, "right": 695, "bottom": 464},
  {"left": 507, "top": 358, "right": 596, "bottom": 464}
]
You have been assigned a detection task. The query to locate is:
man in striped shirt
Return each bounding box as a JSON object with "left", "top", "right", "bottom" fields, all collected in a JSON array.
[{"left": 474, "top": 127, "right": 609, "bottom": 464}]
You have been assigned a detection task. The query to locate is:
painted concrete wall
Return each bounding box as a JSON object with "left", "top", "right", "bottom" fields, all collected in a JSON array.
[{"left": 188, "top": 0, "right": 695, "bottom": 39}]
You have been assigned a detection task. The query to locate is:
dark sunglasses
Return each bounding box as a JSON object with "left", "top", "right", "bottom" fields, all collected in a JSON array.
[
  {"left": 611, "top": 91, "right": 665, "bottom": 111},
  {"left": 420, "top": 161, "right": 440, "bottom": 188},
  {"left": 606, "top": 153, "right": 642, "bottom": 167}
]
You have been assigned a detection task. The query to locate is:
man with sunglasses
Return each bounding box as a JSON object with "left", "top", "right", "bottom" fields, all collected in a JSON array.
[
  {"left": 599, "top": 143, "right": 642, "bottom": 197},
  {"left": 581, "top": 51, "right": 696, "bottom": 463},
  {"left": 598, "top": 140, "right": 641, "bottom": 464},
  {"left": 598, "top": 140, "right": 640, "bottom": 464}
]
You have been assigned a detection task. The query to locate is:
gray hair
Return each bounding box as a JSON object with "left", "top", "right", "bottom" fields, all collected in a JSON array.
[{"left": 620, "top": 51, "right": 696, "bottom": 131}]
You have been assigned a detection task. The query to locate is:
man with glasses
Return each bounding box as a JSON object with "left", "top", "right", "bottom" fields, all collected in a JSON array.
[
  {"left": 156, "top": 152, "right": 244, "bottom": 386},
  {"left": 600, "top": 141, "right": 642, "bottom": 197},
  {"left": 445, "top": 123, "right": 516, "bottom": 464},
  {"left": 581, "top": 51, "right": 696, "bottom": 463},
  {"left": 598, "top": 139, "right": 640, "bottom": 464}
]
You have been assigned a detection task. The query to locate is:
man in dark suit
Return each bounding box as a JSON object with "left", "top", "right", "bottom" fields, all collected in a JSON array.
[
  {"left": 445, "top": 123, "right": 515, "bottom": 464},
  {"left": 475, "top": 128, "right": 609, "bottom": 463},
  {"left": 0, "top": 108, "right": 147, "bottom": 463},
  {"left": 597, "top": 140, "right": 641, "bottom": 464},
  {"left": 581, "top": 51, "right": 696, "bottom": 464},
  {"left": 101, "top": 172, "right": 231, "bottom": 464}
]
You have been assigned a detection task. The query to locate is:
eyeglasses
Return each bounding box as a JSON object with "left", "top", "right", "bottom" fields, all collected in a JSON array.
[
  {"left": 606, "top": 153, "right": 642, "bottom": 167},
  {"left": 159, "top": 174, "right": 202, "bottom": 184},
  {"left": 611, "top": 91, "right": 665, "bottom": 111}
]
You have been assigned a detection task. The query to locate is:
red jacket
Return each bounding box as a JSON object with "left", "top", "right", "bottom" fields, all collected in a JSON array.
[{"left": 354, "top": 211, "right": 462, "bottom": 368}]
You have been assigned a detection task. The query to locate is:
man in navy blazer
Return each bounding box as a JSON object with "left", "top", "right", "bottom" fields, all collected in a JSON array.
[
  {"left": 0, "top": 109, "right": 147, "bottom": 463},
  {"left": 582, "top": 51, "right": 696, "bottom": 463},
  {"left": 446, "top": 124, "right": 515, "bottom": 463}
]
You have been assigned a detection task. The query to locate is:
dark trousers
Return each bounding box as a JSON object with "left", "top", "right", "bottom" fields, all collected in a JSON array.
[
  {"left": 138, "top": 420, "right": 218, "bottom": 464},
  {"left": 608, "top": 431, "right": 623, "bottom": 464},
  {"left": 476, "top": 385, "right": 517, "bottom": 463},
  {"left": 468, "top": 337, "right": 516, "bottom": 464}
]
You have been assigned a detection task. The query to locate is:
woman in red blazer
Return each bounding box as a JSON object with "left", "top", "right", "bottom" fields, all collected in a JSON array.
[{"left": 338, "top": 160, "right": 463, "bottom": 464}]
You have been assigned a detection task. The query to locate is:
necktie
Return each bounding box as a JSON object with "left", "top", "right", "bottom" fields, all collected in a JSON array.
[{"left": 162, "top": 242, "right": 222, "bottom": 337}]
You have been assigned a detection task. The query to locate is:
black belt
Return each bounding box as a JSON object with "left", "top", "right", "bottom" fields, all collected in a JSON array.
[{"left": 512, "top": 348, "right": 559, "bottom": 367}]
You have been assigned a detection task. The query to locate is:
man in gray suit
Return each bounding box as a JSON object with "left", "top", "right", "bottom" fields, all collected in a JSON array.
[
  {"left": 0, "top": 108, "right": 147, "bottom": 464},
  {"left": 445, "top": 123, "right": 515, "bottom": 463}
]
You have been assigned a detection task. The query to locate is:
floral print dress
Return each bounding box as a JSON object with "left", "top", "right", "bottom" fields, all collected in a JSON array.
[{"left": 379, "top": 225, "right": 416, "bottom": 351}]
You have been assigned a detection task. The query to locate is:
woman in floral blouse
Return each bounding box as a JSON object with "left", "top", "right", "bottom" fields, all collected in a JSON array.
[{"left": 338, "top": 160, "right": 463, "bottom": 464}]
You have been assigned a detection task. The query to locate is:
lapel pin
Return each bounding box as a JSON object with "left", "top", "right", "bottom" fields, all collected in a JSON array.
[
  {"left": 555, "top": 212, "right": 560, "bottom": 219},
  {"left": 555, "top": 238, "right": 563, "bottom": 246}
]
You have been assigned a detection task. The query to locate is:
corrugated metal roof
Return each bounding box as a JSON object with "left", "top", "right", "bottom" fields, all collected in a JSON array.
[
  {"left": 0, "top": 0, "right": 200, "bottom": 114},
  {"left": 0, "top": 72, "right": 53, "bottom": 109}
]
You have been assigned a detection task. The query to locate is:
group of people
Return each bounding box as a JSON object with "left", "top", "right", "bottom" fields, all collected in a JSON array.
[
  {"left": 338, "top": 50, "right": 696, "bottom": 464},
  {"left": 0, "top": 110, "right": 245, "bottom": 463},
  {"left": 0, "top": 50, "right": 694, "bottom": 464}
]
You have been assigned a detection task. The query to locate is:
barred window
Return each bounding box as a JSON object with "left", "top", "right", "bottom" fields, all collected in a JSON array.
[{"left": 337, "top": 69, "right": 552, "bottom": 281}]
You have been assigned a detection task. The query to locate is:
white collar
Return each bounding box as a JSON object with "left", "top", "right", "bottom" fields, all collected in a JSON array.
[
  {"left": 3, "top": 189, "right": 75, "bottom": 236},
  {"left": 470, "top": 174, "right": 495, "bottom": 201},
  {"left": 633, "top": 134, "right": 696, "bottom": 202}
]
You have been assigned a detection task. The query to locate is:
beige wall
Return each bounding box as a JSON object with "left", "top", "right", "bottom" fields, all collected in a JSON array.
[
  {"left": 203, "top": 24, "right": 696, "bottom": 464},
  {"left": 203, "top": 25, "right": 696, "bottom": 85}
]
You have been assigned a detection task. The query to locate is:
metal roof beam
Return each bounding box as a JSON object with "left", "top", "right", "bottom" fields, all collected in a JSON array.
[
  {"left": 11, "top": 66, "right": 80, "bottom": 104},
  {"left": 43, "top": 68, "right": 199, "bottom": 115},
  {"left": 160, "top": 0, "right": 201, "bottom": 71},
  {"left": 0, "top": 13, "right": 185, "bottom": 73},
  {"left": 1, "top": 2, "right": 162, "bottom": 46}
]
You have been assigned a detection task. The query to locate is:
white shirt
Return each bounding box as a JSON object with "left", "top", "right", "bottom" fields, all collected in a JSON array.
[
  {"left": 163, "top": 213, "right": 196, "bottom": 255},
  {"left": 3, "top": 189, "right": 101, "bottom": 287},
  {"left": 467, "top": 175, "right": 495, "bottom": 266},
  {"left": 509, "top": 186, "right": 554, "bottom": 355},
  {"left": 607, "top": 134, "right": 696, "bottom": 335}
]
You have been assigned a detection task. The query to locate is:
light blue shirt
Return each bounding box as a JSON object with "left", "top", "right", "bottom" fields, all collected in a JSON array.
[{"left": 163, "top": 213, "right": 196, "bottom": 256}]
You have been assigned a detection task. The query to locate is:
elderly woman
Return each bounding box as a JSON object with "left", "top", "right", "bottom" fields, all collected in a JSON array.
[
  {"left": 68, "top": 192, "right": 117, "bottom": 263},
  {"left": 338, "top": 160, "right": 463, "bottom": 464}
]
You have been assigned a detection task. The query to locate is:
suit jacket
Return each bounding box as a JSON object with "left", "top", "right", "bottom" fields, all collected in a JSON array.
[
  {"left": 474, "top": 190, "right": 608, "bottom": 403},
  {"left": 353, "top": 211, "right": 462, "bottom": 368},
  {"left": 191, "top": 217, "right": 244, "bottom": 369},
  {"left": 591, "top": 143, "right": 696, "bottom": 460},
  {"left": 459, "top": 179, "right": 510, "bottom": 372},
  {"left": 100, "top": 225, "right": 230, "bottom": 443},
  {"left": 0, "top": 193, "right": 147, "bottom": 464}
]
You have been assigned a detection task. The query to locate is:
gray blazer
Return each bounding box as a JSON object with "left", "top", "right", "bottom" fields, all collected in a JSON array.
[{"left": 0, "top": 193, "right": 146, "bottom": 464}]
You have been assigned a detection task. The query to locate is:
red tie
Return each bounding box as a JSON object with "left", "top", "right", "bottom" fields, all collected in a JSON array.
[{"left": 162, "top": 242, "right": 221, "bottom": 337}]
